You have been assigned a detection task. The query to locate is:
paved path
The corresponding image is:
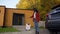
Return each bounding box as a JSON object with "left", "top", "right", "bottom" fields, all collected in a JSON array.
[
  {"left": 13, "top": 25, "right": 50, "bottom": 34},
  {"left": 0, "top": 21, "right": 60, "bottom": 34},
  {"left": 0, "top": 26, "right": 50, "bottom": 34},
  {"left": 0, "top": 29, "right": 50, "bottom": 34}
]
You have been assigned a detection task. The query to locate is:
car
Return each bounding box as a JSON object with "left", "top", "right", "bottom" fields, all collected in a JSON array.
[{"left": 45, "top": 6, "right": 60, "bottom": 34}]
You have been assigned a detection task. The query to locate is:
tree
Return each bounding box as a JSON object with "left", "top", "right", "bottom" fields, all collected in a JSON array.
[
  {"left": 16, "top": 0, "right": 31, "bottom": 9},
  {"left": 16, "top": 0, "right": 60, "bottom": 20}
]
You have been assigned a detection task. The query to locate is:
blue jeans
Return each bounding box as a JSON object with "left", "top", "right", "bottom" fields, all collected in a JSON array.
[{"left": 34, "top": 19, "right": 40, "bottom": 32}]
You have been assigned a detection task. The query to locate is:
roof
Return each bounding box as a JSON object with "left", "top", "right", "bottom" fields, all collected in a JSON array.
[
  {"left": 6, "top": 8, "right": 33, "bottom": 10},
  {"left": 0, "top": 5, "right": 33, "bottom": 10},
  {"left": 49, "top": 7, "right": 60, "bottom": 14}
]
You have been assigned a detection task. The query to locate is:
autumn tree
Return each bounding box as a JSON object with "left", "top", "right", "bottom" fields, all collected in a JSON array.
[
  {"left": 16, "top": 0, "right": 30, "bottom": 9},
  {"left": 16, "top": 0, "right": 60, "bottom": 20},
  {"left": 16, "top": 0, "right": 40, "bottom": 9}
]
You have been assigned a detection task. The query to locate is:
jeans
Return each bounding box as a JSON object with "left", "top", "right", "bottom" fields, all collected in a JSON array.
[{"left": 34, "top": 19, "right": 40, "bottom": 32}]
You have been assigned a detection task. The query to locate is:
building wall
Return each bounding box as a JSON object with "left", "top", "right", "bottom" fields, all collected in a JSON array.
[
  {"left": 0, "top": 6, "right": 5, "bottom": 26},
  {"left": 5, "top": 8, "right": 34, "bottom": 27}
]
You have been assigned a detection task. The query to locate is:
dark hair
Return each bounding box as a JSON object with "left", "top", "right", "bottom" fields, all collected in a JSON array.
[
  {"left": 33, "top": 8, "right": 38, "bottom": 13},
  {"left": 52, "top": 5, "right": 60, "bottom": 10}
]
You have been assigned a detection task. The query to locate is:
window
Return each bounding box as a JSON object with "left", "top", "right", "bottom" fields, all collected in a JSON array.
[{"left": 51, "top": 12, "right": 60, "bottom": 19}]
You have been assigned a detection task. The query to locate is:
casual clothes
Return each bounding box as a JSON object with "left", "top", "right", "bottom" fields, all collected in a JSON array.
[
  {"left": 34, "top": 19, "right": 39, "bottom": 32},
  {"left": 30, "top": 12, "right": 40, "bottom": 22},
  {"left": 30, "top": 12, "right": 40, "bottom": 33},
  {"left": 34, "top": 12, "right": 36, "bottom": 18}
]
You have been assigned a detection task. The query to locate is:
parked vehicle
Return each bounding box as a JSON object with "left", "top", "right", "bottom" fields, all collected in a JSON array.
[{"left": 45, "top": 6, "right": 60, "bottom": 34}]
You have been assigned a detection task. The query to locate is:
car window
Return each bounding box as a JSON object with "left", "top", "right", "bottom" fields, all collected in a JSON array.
[
  {"left": 56, "top": 7, "right": 60, "bottom": 11},
  {"left": 48, "top": 7, "right": 60, "bottom": 20},
  {"left": 51, "top": 12, "right": 60, "bottom": 19}
]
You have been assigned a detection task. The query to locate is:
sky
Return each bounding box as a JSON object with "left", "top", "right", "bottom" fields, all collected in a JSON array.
[{"left": 0, "top": 0, "right": 19, "bottom": 8}]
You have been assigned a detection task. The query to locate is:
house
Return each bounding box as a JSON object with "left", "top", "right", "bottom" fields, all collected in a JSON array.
[{"left": 0, "top": 6, "right": 34, "bottom": 27}]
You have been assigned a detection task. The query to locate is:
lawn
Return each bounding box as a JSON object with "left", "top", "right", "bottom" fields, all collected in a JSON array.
[
  {"left": 39, "top": 26, "right": 45, "bottom": 29},
  {"left": 0, "top": 27, "right": 20, "bottom": 32}
]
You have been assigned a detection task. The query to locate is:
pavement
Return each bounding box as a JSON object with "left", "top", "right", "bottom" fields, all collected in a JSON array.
[
  {"left": 0, "top": 26, "right": 50, "bottom": 34},
  {"left": 1, "top": 21, "right": 60, "bottom": 34}
]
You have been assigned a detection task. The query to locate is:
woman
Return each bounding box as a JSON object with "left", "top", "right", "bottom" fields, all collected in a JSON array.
[{"left": 30, "top": 8, "right": 41, "bottom": 34}]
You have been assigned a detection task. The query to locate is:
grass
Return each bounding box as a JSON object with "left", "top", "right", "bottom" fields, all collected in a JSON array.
[
  {"left": 31, "top": 26, "right": 45, "bottom": 29},
  {"left": 39, "top": 26, "right": 45, "bottom": 29},
  {"left": 0, "top": 27, "right": 20, "bottom": 32}
]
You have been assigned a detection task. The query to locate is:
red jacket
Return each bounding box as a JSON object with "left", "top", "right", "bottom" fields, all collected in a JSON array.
[{"left": 30, "top": 12, "right": 41, "bottom": 22}]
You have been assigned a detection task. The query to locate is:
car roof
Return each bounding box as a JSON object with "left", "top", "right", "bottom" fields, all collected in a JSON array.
[{"left": 49, "top": 7, "right": 60, "bottom": 15}]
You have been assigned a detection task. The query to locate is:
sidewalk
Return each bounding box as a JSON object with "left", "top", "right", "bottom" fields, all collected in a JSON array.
[
  {"left": 0, "top": 29, "right": 35, "bottom": 34},
  {"left": 0, "top": 26, "right": 50, "bottom": 34},
  {"left": 0, "top": 26, "right": 35, "bottom": 34}
]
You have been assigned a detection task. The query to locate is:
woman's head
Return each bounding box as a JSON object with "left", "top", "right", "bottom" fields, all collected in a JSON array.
[{"left": 33, "top": 8, "right": 38, "bottom": 13}]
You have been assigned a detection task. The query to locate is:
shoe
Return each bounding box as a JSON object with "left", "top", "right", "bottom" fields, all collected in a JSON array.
[
  {"left": 35, "top": 31, "right": 37, "bottom": 34},
  {"left": 35, "top": 31, "right": 39, "bottom": 34},
  {"left": 37, "top": 32, "right": 39, "bottom": 34}
]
